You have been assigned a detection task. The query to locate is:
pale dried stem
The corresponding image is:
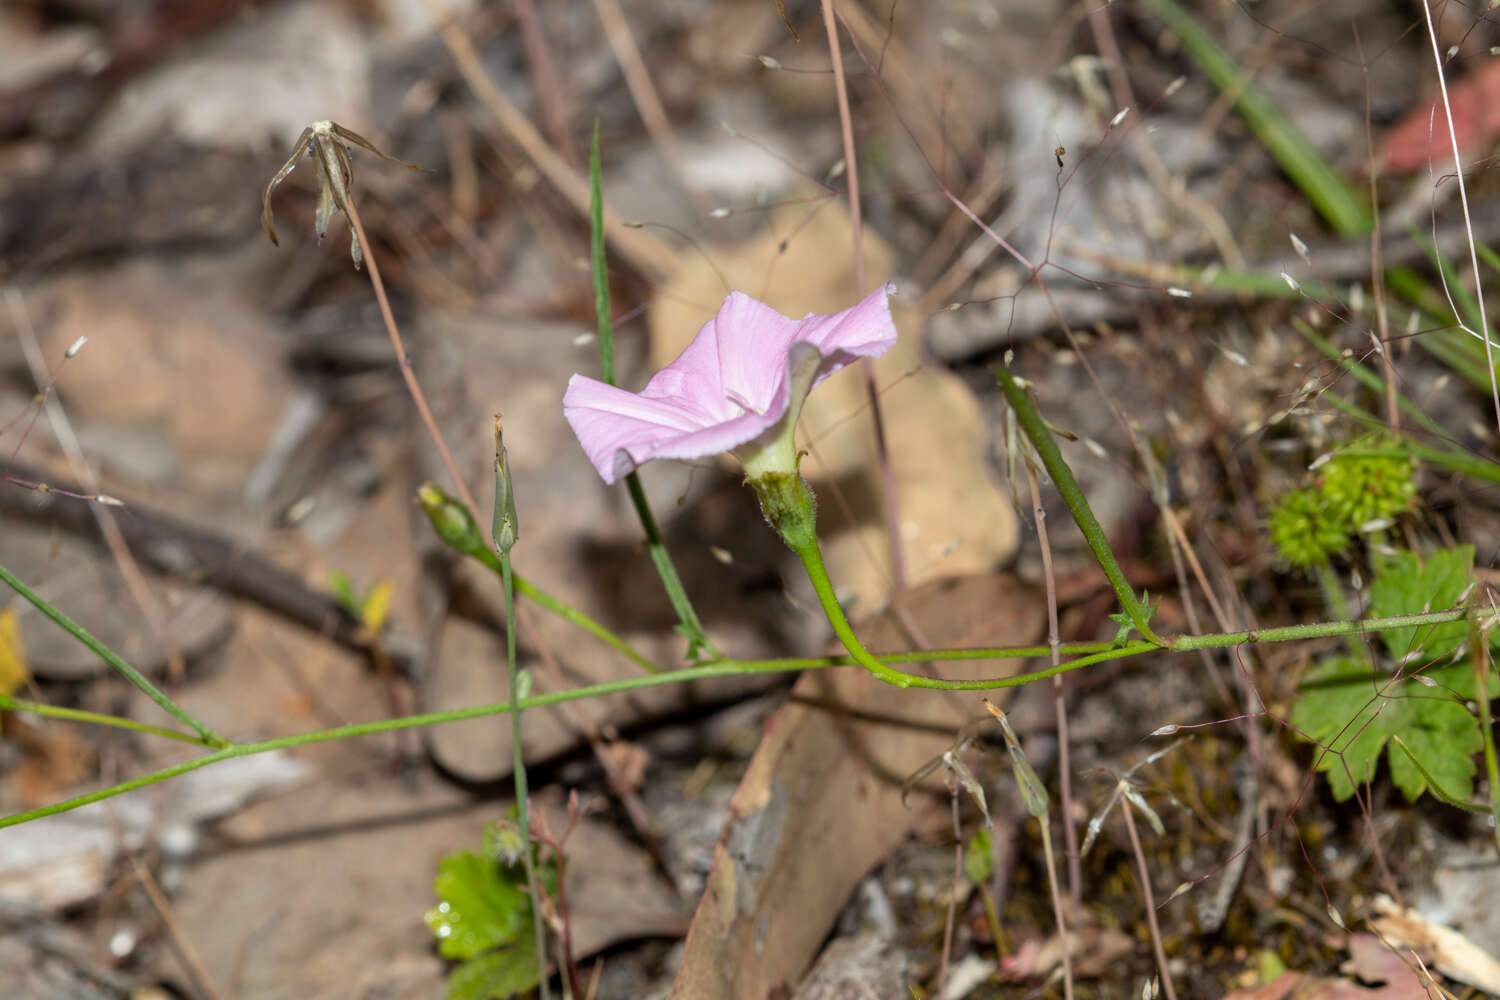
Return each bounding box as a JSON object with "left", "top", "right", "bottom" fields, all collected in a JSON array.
[
  {"left": 514, "top": 0, "right": 579, "bottom": 168},
  {"left": 342, "top": 198, "right": 480, "bottom": 519},
  {"left": 1121, "top": 801, "right": 1178, "bottom": 1000},
  {"left": 1349, "top": 24, "right": 1400, "bottom": 433},
  {"left": 1040, "top": 817, "right": 1075, "bottom": 1000},
  {"left": 591, "top": 0, "right": 708, "bottom": 217},
  {"left": 1420, "top": 0, "right": 1500, "bottom": 438},
  {"left": 7, "top": 290, "right": 186, "bottom": 681},
  {"left": 822, "top": 0, "right": 905, "bottom": 594},
  {"left": 132, "top": 856, "right": 224, "bottom": 1000},
  {"left": 936, "top": 790, "right": 961, "bottom": 997},
  {"left": 423, "top": 0, "right": 676, "bottom": 281},
  {"left": 1084, "top": 2, "right": 1245, "bottom": 272},
  {"left": 521, "top": 603, "right": 678, "bottom": 887},
  {"left": 1024, "top": 459, "right": 1081, "bottom": 907}
]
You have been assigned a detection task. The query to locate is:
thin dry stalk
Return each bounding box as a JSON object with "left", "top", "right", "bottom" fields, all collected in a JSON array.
[
  {"left": 521, "top": 603, "right": 677, "bottom": 887},
  {"left": 1419, "top": 0, "right": 1500, "bottom": 437},
  {"left": 936, "top": 790, "right": 962, "bottom": 996},
  {"left": 422, "top": 0, "right": 676, "bottom": 281},
  {"left": 1347, "top": 23, "right": 1400, "bottom": 433},
  {"left": 1120, "top": 801, "right": 1177, "bottom": 1000},
  {"left": 131, "top": 856, "right": 224, "bottom": 1000},
  {"left": 513, "top": 0, "right": 578, "bottom": 168},
  {"left": 7, "top": 292, "right": 186, "bottom": 681},
  {"left": 342, "top": 198, "right": 479, "bottom": 519},
  {"left": 1039, "top": 815, "right": 1076, "bottom": 1000},
  {"left": 820, "top": 0, "right": 906, "bottom": 594},
  {"left": 591, "top": 0, "right": 705, "bottom": 215},
  {"left": 1024, "top": 459, "right": 1081, "bottom": 907}
]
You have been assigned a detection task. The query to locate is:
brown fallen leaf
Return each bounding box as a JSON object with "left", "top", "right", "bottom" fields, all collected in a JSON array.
[
  {"left": 1367, "top": 893, "right": 1500, "bottom": 995},
  {"left": 669, "top": 573, "right": 1045, "bottom": 1000},
  {"left": 1222, "top": 933, "right": 1441, "bottom": 1000},
  {"left": 1378, "top": 60, "right": 1500, "bottom": 173}
]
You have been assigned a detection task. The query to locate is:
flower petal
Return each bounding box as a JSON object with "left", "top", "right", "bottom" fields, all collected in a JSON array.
[
  {"left": 564, "top": 373, "right": 782, "bottom": 484},
  {"left": 563, "top": 284, "right": 899, "bottom": 484}
]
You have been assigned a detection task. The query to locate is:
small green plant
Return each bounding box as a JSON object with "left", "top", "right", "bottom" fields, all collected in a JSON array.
[
  {"left": 1267, "top": 438, "right": 1416, "bottom": 569},
  {"left": 1290, "top": 546, "right": 1496, "bottom": 803},
  {"left": 425, "top": 820, "right": 558, "bottom": 1000}
]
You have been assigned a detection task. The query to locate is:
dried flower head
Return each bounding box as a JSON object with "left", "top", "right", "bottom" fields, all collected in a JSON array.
[{"left": 261, "top": 120, "right": 422, "bottom": 269}]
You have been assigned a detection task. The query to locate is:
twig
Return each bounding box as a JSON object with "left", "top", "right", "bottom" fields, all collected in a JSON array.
[
  {"left": 1418, "top": 0, "right": 1500, "bottom": 438},
  {"left": 820, "top": 0, "right": 906, "bottom": 595},
  {"left": 936, "top": 789, "right": 962, "bottom": 998},
  {"left": 591, "top": 0, "right": 705, "bottom": 215},
  {"left": 1120, "top": 801, "right": 1177, "bottom": 1000},
  {"left": 7, "top": 290, "right": 187, "bottom": 681},
  {"left": 342, "top": 197, "right": 479, "bottom": 519},
  {"left": 130, "top": 856, "right": 224, "bottom": 1000},
  {"left": 1, "top": 458, "right": 420, "bottom": 673},
  {"left": 421, "top": 0, "right": 676, "bottom": 281},
  {"left": 532, "top": 793, "right": 588, "bottom": 999},
  {"left": 1024, "top": 459, "right": 1081, "bottom": 908},
  {"left": 513, "top": 0, "right": 578, "bottom": 168}
]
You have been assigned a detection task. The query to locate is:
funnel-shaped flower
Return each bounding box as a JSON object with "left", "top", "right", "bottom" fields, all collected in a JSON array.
[{"left": 563, "top": 284, "right": 897, "bottom": 484}]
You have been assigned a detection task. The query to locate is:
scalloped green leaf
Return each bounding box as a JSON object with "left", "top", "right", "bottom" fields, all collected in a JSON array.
[
  {"left": 425, "top": 850, "right": 531, "bottom": 962},
  {"left": 1292, "top": 658, "right": 1486, "bottom": 803},
  {"left": 1369, "top": 546, "right": 1473, "bottom": 665}
]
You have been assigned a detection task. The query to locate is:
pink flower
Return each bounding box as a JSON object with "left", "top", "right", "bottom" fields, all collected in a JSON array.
[{"left": 564, "top": 284, "right": 898, "bottom": 484}]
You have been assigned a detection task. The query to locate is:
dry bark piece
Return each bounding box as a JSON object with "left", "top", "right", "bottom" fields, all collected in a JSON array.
[{"left": 671, "top": 573, "right": 1046, "bottom": 1000}]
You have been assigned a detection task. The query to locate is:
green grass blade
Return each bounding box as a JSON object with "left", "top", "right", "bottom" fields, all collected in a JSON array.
[
  {"left": 1140, "top": 0, "right": 1372, "bottom": 237},
  {"left": 0, "top": 561, "right": 229, "bottom": 747},
  {"left": 996, "top": 368, "right": 1160, "bottom": 643},
  {"left": 586, "top": 125, "right": 716, "bottom": 662}
]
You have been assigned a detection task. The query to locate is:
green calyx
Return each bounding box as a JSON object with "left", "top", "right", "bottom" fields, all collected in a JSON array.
[{"left": 748, "top": 471, "right": 819, "bottom": 554}]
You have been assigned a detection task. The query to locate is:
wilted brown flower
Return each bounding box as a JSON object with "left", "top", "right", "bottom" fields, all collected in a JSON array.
[{"left": 261, "top": 120, "right": 422, "bottom": 269}]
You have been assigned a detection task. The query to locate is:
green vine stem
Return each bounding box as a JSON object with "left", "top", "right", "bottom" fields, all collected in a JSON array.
[
  {"left": 0, "top": 695, "right": 213, "bottom": 746},
  {"left": 0, "top": 561, "right": 229, "bottom": 748},
  {"left": 995, "top": 369, "right": 1162, "bottom": 644},
  {"left": 1, "top": 607, "right": 1471, "bottom": 830}
]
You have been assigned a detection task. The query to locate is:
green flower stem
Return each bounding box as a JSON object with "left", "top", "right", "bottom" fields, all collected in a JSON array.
[
  {"left": 501, "top": 549, "right": 549, "bottom": 1000},
  {"left": 622, "top": 472, "right": 716, "bottom": 661},
  {"left": 996, "top": 369, "right": 1162, "bottom": 644},
  {"left": 0, "top": 561, "right": 229, "bottom": 748},
  {"left": 0, "top": 694, "right": 214, "bottom": 746},
  {"left": 587, "top": 126, "right": 714, "bottom": 662},
  {"left": 751, "top": 471, "right": 919, "bottom": 688},
  {"left": 589, "top": 123, "right": 614, "bottom": 386},
  {"left": 0, "top": 608, "right": 1469, "bottom": 830},
  {"left": 419, "top": 483, "right": 663, "bottom": 674},
  {"left": 790, "top": 533, "right": 923, "bottom": 689}
]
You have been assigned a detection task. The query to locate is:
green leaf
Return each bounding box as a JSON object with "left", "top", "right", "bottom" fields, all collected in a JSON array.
[
  {"left": 1369, "top": 546, "right": 1473, "bottom": 665},
  {"left": 327, "top": 570, "right": 363, "bottom": 618},
  {"left": 425, "top": 850, "right": 532, "bottom": 962},
  {"left": 445, "top": 946, "right": 541, "bottom": 1000},
  {"left": 1292, "top": 657, "right": 1482, "bottom": 803},
  {"left": 964, "top": 828, "right": 994, "bottom": 885}
]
